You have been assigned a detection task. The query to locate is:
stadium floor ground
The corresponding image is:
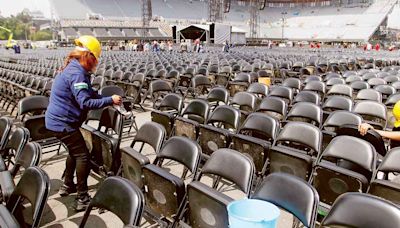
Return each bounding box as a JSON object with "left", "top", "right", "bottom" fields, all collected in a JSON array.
[{"left": 11, "top": 109, "right": 294, "bottom": 228}]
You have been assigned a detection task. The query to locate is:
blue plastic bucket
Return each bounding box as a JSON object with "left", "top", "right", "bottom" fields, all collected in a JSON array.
[{"left": 227, "top": 199, "right": 280, "bottom": 228}]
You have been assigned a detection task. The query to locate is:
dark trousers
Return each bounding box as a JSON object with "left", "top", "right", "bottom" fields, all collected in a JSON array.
[{"left": 52, "top": 129, "right": 90, "bottom": 195}]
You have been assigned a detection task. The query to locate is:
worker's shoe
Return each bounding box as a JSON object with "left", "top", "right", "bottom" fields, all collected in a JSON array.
[
  {"left": 58, "top": 184, "right": 77, "bottom": 197},
  {"left": 75, "top": 193, "right": 91, "bottom": 212}
]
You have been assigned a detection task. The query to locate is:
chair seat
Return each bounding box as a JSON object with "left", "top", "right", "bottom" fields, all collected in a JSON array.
[{"left": 0, "top": 171, "right": 14, "bottom": 200}]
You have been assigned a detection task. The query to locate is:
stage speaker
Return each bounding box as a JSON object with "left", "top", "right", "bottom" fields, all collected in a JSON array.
[
  {"left": 224, "top": 0, "right": 231, "bottom": 13},
  {"left": 210, "top": 23, "right": 215, "bottom": 44},
  {"left": 172, "top": 26, "right": 177, "bottom": 42},
  {"left": 260, "top": 0, "right": 266, "bottom": 10}
]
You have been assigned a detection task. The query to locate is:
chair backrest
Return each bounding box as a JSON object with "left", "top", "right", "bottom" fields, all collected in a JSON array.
[
  {"left": 303, "top": 81, "right": 326, "bottom": 94},
  {"left": 206, "top": 105, "right": 241, "bottom": 130},
  {"left": 385, "top": 93, "right": 400, "bottom": 107},
  {"left": 375, "top": 84, "right": 396, "bottom": 97},
  {"left": 322, "top": 95, "right": 353, "bottom": 112},
  {"left": 257, "top": 97, "right": 287, "bottom": 120},
  {"left": 192, "top": 75, "right": 211, "bottom": 88},
  {"left": 350, "top": 80, "right": 370, "bottom": 91},
  {"left": 130, "top": 73, "right": 145, "bottom": 83},
  {"left": 181, "top": 99, "right": 210, "bottom": 124},
  {"left": 99, "top": 85, "right": 125, "bottom": 97},
  {"left": 247, "top": 82, "right": 269, "bottom": 97},
  {"left": 132, "top": 122, "right": 166, "bottom": 153},
  {"left": 286, "top": 102, "right": 322, "bottom": 127},
  {"left": 326, "top": 78, "right": 345, "bottom": 87},
  {"left": 80, "top": 176, "right": 144, "bottom": 227},
  {"left": 327, "top": 84, "right": 353, "bottom": 97},
  {"left": 321, "top": 193, "right": 400, "bottom": 228},
  {"left": 4, "top": 127, "right": 30, "bottom": 160},
  {"left": 98, "top": 107, "right": 124, "bottom": 137},
  {"left": 321, "top": 135, "right": 376, "bottom": 175},
  {"left": 11, "top": 141, "right": 42, "bottom": 177},
  {"left": 17, "top": 96, "right": 49, "bottom": 119},
  {"left": 150, "top": 80, "right": 172, "bottom": 94},
  {"left": 356, "top": 88, "right": 382, "bottom": 102},
  {"left": 234, "top": 73, "right": 251, "bottom": 83},
  {"left": 367, "top": 77, "right": 386, "bottom": 86},
  {"left": 0, "top": 117, "right": 12, "bottom": 150},
  {"left": 156, "top": 136, "right": 202, "bottom": 174},
  {"left": 282, "top": 78, "right": 301, "bottom": 91},
  {"left": 207, "top": 87, "right": 229, "bottom": 105},
  {"left": 7, "top": 166, "right": 50, "bottom": 228},
  {"left": 157, "top": 93, "right": 184, "bottom": 113},
  {"left": 293, "top": 91, "right": 320, "bottom": 105},
  {"left": 269, "top": 86, "right": 293, "bottom": 103},
  {"left": 323, "top": 111, "right": 363, "bottom": 130},
  {"left": 199, "top": 148, "right": 255, "bottom": 196},
  {"left": 231, "top": 92, "right": 257, "bottom": 112},
  {"left": 377, "top": 147, "right": 400, "bottom": 173},
  {"left": 252, "top": 173, "right": 319, "bottom": 228},
  {"left": 353, "top": 100, "right": 387, "bottom": 125},
  {"left": 238, "top": 113, "right": 279, "bottom": 142},
  {"left": 276, "top": 122, "right": 321, "bottom": 155}
]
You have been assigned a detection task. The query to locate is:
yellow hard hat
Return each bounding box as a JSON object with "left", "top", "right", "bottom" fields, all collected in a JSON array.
[
  {"left": 393, "top": 101, "right": 400, "bottom": 127},
  {"left": 74, "top": 35, "right": 101, "bottom": 60}
]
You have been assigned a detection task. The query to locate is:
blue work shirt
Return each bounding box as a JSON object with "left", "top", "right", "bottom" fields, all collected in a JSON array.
[{"left": 45, "top": 59, "right": 113, "bottom": 132}]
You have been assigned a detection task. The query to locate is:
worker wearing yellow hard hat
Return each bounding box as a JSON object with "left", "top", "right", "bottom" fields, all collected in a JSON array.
[
  {"left": 74, "top": 35, "right": 102, "bottom": 60},
  {"left": 393, "top": 102, "right": 400, "bottom": 128},
  {"left": 359, "top": 100, "right": 400, "bottom": 148},
  {"left": 45, "top": 35, "right": 122, "bottom": 211}
]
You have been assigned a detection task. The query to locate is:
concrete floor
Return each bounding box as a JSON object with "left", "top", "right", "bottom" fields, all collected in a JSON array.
[{"left": 9, "top": 109, "right": 293, "bottom": 228}]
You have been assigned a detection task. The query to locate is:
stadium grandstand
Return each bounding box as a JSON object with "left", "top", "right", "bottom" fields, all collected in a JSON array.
[
  {"left": 2, "top": 0, "right": 400, "bottom": 228},
  {"left": 50, "top": 0, "right": 398, "bottom": 43}
]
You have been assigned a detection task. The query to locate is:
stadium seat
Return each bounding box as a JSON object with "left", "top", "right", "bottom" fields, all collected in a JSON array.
[
  {"left": 119, "top": 122, "right": 165, "bottom": 187},
  {"left": 353, "top": 100, "right": 387, "bottom": 130},
  {"left": 80, "top": 176, "right": 144, "bottom": 227},
  {"left": 311, "top": 136, "right": 376, "bottom": 211},
  {"left": 6, "top": 166, "right": 50, "bottom": 228},
  {"left": 368, "top": 147, "right": 400, "bottom": 204},
  {"left": 175, "top": 149, "right": 255, "bottom": 228},
  {"left": 252, "top": 173, "right": 319, "bottom": 228},
  {"left": 0, "top": 127, "right": 30, "bottom": 170},
  {"left": 84, "top": 107, "right": 123, "bottom": 176},
  {"left": 0, "top": 141, "right": 42, "bottom": 200},
  {"left": 230, "top": 113, "right": 279, "bottom": 175},
  {"left": 256, "top": 97, "right": 287, "bottom": 121},
  {"left": 174, "top": 99, "right": 209, "bottom": 140},
  {"left": 266, "top": 122, "right": 321, "bottom": 180},
  {"left": 198, "top": 106, "right": 240, "bottom": 157},
  {"left": 151, "top": 93, "right": 183, "bottom": 137},
  {"left": 142, "top": 136, "right": 201, "bottom": 225},
  {"left": 321, "top": 193, "right": 400, "bottom": 228}
]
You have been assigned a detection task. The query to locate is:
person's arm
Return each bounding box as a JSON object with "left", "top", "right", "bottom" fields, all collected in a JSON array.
[
  {"left": 358, "top": 123, "right": 400, "bottom": 141},
  {"left": 69, "top": 73, "right": 114, "bottom": 109},
  {"left": 374, "top": 129, "right": 400, "bottom": 141}
]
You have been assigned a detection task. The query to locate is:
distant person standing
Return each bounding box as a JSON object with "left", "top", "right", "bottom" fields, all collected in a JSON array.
[
  {"left": 137, "top": 41, "right": 144, "bottom": 52},
  {"left": 168, "top": 40, "right": 173, "bottom": 52},
  {"left": 180, "top": 40, "right": 188, "bottom": 52},
  {"left": 194, "top": 39, "right": 200, "bottom": 53},
  {"left": 160, "top": 41, "right": 166, "bottom": 51},
  {"left": 13, "top": 43, "right": 21, "bottom": 54},
  {"left": 144, "top": 41, "right": 150, "bottom": 52},
  {"left": 375, "top": 43, "right": 380, "bottom": 51}
]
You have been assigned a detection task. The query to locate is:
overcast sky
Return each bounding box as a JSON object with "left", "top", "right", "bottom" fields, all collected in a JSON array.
[{"left": 1, "top": 0, "right": 51, "bottom": 18}]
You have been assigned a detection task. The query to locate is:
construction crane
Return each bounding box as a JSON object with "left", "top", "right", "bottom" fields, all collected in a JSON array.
[{"left": 0, "top": 26, "right": 16, "bottom": 49}]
